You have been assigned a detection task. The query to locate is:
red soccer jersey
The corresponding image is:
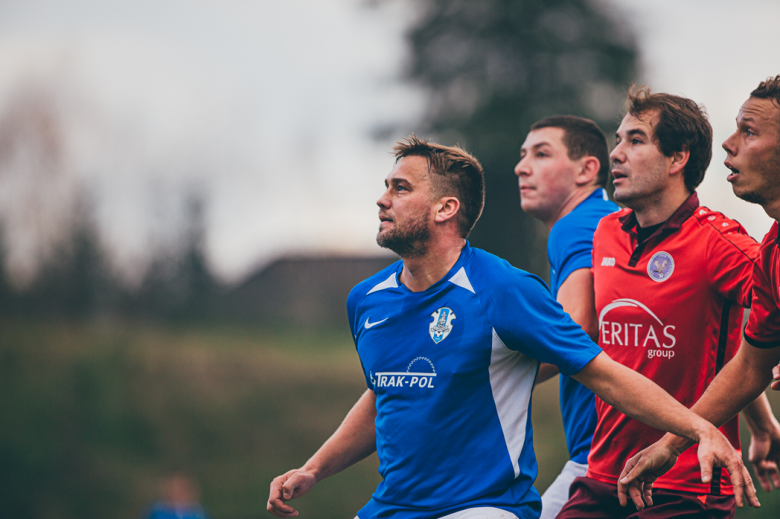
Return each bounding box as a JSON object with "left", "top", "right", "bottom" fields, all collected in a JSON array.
[
  {"left": 744, "top": 222, "right": 780, "bottom": 347},
  {"left": 589, "top": 193, "right": 759, "bottom": 495}
]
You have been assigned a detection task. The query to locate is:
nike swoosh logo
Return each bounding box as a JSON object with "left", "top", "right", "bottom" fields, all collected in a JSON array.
[{"left": 364, "top": 317, "right": 388, "bottom": 329}]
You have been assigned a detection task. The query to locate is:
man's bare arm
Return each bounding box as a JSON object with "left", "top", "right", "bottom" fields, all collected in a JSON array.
[
  {"left": 743, "top": 394, "right": 780, "bottom": 491},
  {"left": 536, "top": 363, "right": 560, "bottom": 385},
  {"left": 537, "top": 269, "right": 598, "bottom": 386},
  {"left": 572, "top": 352, "right": 756, "bottom": 508},
  {"left": 646, "top": 341, "right": 780, "bottom": 455},
  {"left": 267, "top": 389, "right": 377, "bottom": 517},
  {"left": 557, "top": 268, "right": 598, "bottom": 339},
  {"left": 617, "top": 340, "right": 780, "bottom": 509}
]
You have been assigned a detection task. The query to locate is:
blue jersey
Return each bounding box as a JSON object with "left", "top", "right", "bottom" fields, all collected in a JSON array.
[
  {"left": 547, "top": 188, "right": 617, "bottom": 464},
  {"left": 145, "top": 503, "right": 208, "bottom": 519},
  {"left": 347, "top": 243, "right": 602, "bottom": 519}
]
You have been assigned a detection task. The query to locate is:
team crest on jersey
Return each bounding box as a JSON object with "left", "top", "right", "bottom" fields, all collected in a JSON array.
[
  {"left": 429, "top": 307, "right": 456, "bottom": 343},
  {"left": 647, "top": 251, "right": 674, "bottom": 282}
]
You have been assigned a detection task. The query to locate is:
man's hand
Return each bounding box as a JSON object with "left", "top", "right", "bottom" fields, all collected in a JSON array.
[
  {"left": 772, "top": 363, "right": 780, "bottom": 391},
  {"left": 267, "top": 469, "right": 318, "bottom": 517},
  {"left": 748, "top": 427, "right": 780, "bottom": 492},
  {"left": 618, "top": 429, "right": 760, "bottom": 510},
  {"left": 265, "top": 389, "right": 378, "bottom": 517},
  {"left": 617, "top": 435, "right": 679, "bottom": 510}
]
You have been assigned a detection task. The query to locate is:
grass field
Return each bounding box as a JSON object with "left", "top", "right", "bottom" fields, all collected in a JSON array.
[{"left": 0, "top": 318, "right": 778, "bottom": 518}]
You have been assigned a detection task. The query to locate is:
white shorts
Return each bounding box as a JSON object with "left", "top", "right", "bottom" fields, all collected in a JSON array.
[
  {"left": 440, "top": 507, "right": 519, "bottom": 519},
  {"left": 356, "top": 507, "right": 518, "bottom": 519},
  {"left": 539, "top": 460, "right": 588, "bottom": 519}
]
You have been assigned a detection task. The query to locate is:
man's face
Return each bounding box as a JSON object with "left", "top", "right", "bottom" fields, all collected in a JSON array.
[
  {"left": 376, "top": 155, "right": 435, "bottom": 258},
  {"left": 514, "top": 127, "right": 579, "bottom": 222},
  {"left": 610, "top": 111, "right": 671, "bottom": 207},
  {"left": 723, "top": 96, "right": 780, "bottom": 206}
]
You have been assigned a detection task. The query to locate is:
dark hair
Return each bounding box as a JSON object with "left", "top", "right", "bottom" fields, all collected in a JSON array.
[
  {"left": 392, "top": 134, "right": 485, "bottom": 238},
  {"left": 530, "top": 115, "right": 610, "bottom": 187},
  {"left": 751, "top": 76, "right": 780, "bottom": 128},
  {"left": 623, "top": 85, "right": 712, "bottom": 193}
]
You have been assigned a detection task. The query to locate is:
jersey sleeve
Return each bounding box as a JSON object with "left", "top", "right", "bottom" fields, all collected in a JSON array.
[
  {"left": 704, "top": 216, "right": 758, "bottom": 307},
  {"left": 548, "top": 214, "right": 596, "bottom": 291},
  {"left": 745, "top": 245, "right": 780, "bottom": 348},
  {"left": 346, "top": 285, "right": 361, "bottom": 346},
  {"left": 346, "top": 285, "right": 375, "bottom": 388},
  {"left": 480, "top": 269, "right": 602, "bottom": 376}
]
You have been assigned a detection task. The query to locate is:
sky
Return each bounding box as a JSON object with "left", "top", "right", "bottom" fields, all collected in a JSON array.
[{"left": 0, "top": 0, "right": 778, "bottom": 284}]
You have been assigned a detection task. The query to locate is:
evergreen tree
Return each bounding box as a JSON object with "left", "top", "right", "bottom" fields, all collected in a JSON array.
[{"left": 404, "top": 0, "right": 638, "bottom": 275}]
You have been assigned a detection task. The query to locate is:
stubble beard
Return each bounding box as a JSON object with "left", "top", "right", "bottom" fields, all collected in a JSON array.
[
  {"left": 376, "top": 212, "right": 430, "bottom": 259},
  {"left": 613, "top": 164, "right": 667, "bottom": 212},
  {"left": 735, "top": 187, "right": 768, "bottom": 205},
  {"left": 734, "top": 150, "right": 780, "bottom": 206}
]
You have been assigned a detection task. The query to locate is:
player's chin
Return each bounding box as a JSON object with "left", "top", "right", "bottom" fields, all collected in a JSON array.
[
  {"left": 519, "top": 198, "right": 537, "bottom": 213},
  {"left": 612, "top": 186, "right": 634, "bottom": 204}
]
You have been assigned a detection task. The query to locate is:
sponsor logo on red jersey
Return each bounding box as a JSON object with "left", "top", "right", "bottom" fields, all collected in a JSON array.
[{"left": 598, "top": 298, "right": 676, "bottom": 359}]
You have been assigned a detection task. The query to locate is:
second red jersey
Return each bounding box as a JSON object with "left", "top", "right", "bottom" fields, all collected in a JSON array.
[
  {"left": 588, "top": 193, "right": 758, "bottom": 495},
  {"left": 744, "top": 221, "right": 780, "bottom": 347}
]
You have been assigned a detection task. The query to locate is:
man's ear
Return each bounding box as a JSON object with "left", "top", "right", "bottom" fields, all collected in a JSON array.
[
  {"left": 575, "top": 156, "right": 601, "bottom": 187},
  {"left": 669, "top": 146, "right": 690, "bottom": 177},
  {"left": 434, "top": 197, "right": 460, "bottom": 224}
]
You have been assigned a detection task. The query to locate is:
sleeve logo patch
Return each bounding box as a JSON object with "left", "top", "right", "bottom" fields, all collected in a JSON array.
[
  {"left": 429, "top": 307, "right": 456, "bottom": 343},
  {"left": 647, "top": 251, "right": 674, "bottom": 282}
]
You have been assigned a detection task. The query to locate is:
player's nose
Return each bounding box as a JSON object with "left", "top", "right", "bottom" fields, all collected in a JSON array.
[
  {"left": 722, "top": 131, "right": 737, "bottom": 156},
  {"left": 514, "top": 158, "right": 529, "bottom": 177},
  {"left": 377, "top": 189, "right": 391, "bottom": 208},
  {"left": 610, "top": 144, "right": 625, "bottom": 164}
]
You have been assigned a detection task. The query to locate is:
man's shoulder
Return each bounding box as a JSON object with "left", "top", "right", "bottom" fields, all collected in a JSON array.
[
  {"left": 691, "top": 205, "right": 757, "bottom": 248},
  {"left": 758, "top": 221, "right": 780, "bottom": 256},
  {"left": 347, "top": 260, "right": 403, "bottom": 308},
  {"left": 670, "top": 206, "right": 759, "bottom": 273},
  {"left": 466, "top": 247, "right": 550, "bottom": 295},
  {"left": 691, "top": 206, "right": 746, "bottom": 233},
  {"left": 592, "top": 208, "right": 629, "bottom": 236},
  {"left": 551, "top": 199, "right": 619, "bottom": 244}
]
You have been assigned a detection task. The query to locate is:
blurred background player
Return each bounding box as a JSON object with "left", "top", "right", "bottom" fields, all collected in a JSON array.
[
  {"left": 514, "top": 115, "right": 617, "bottom": 519},
  {"left": 619, "top": 75, "right": 780, "bottom": 508},
  {"left": 145, "top": 472, "right": 209, "bottom": 519},
  {"left": 557, "top": 85, "right": 777, "bottom": 518}
]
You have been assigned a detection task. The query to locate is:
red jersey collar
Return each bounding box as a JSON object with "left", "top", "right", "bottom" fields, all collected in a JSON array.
[{"left": 618, "top": 192, "right": 700, "bottom": 242}]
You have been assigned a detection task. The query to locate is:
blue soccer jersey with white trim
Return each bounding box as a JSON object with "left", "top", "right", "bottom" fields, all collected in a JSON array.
[
  {"left": 547, "top": 188, "right": 617, "bottom": 464},
  {"left": 347, "top": 243, "right": 602, "bottom": 519}
]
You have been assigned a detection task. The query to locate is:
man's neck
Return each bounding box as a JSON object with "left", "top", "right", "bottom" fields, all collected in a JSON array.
[
  {"left": 400, "top": 237, "right": 467, "bottom": 292},
  {"left": 631, "top": 187, "right": 691, "bottom": 228},
  {"left": 763, "top": 198, "right": 780, "bottom": 222},
  {"left": 544, "top": 186, "right": 600, "bottom": 231}
]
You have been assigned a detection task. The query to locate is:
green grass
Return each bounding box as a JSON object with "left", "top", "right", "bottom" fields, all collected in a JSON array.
[{"left": 0, "top": 318, "right": 778, "bottom": 518}]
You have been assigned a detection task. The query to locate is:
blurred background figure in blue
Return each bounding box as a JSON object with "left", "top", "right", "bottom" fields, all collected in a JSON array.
[{"left": 146, "top": 473, "right": 208, "bottom": 519}]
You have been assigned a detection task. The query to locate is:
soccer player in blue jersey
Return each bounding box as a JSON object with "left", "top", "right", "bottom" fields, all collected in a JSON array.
[
  {"left": 266, "top": 136, "right": 753, "bottom": 519},
  {"left": 514, "top": 116, "right": 617, "bottom": 519}
]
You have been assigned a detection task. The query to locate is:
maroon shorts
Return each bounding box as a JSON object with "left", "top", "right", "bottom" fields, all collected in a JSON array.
[{"left": 555, "top": 477, "right": 735, "bottom": 519}]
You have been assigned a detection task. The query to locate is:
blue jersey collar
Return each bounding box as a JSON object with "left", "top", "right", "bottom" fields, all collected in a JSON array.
[
  {"left": 395, "top": 241, "right": 473, "bottom": 294},
  {"left": 587, "top": 187, "right": 608, "bottom": 202}
]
